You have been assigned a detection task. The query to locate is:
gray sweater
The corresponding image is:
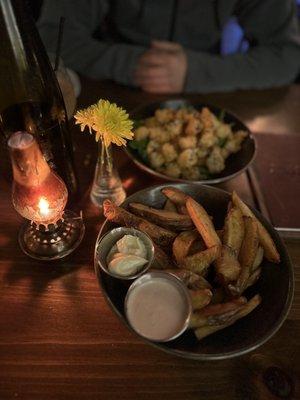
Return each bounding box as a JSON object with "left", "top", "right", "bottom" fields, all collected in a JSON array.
[{"left": 37, "top": 0, "right": 300, "bottom": 92}]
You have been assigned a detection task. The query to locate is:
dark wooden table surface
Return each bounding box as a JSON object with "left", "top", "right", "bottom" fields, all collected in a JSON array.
[{"left": 0, "top": 79, "right": 299, "bottom": 400}]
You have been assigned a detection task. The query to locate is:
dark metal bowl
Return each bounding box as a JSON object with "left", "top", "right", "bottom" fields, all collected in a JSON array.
[
  {"left": 125, "top": 99, "right": 256, "bottom": 185},
  {"left": 94, "top": 183, "right": 294, "bottom": 360}
]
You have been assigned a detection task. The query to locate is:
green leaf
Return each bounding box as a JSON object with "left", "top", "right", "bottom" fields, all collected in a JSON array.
[
  {"left": 128, "top": 138, "right": 149, "bottom": 163},
  {"left": 218, "top": 109, "right": 226, "bottom": 122},
  {"left": 217, "top": 137, "right": 227, "bottom": 148},
  {"left": 199, "top": 166, "right": 211, "bottom": 179},
  {"left": 133, "top": 119, "right": 144, "bottom": 129}
]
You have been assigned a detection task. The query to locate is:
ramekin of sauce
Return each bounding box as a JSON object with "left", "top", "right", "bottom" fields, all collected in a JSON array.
[
  {"left": 125, "top": 271, "right": 192, "bottom": 342},
  {"left": 96, "top": 227, "right": 155, "bottom": 280}
]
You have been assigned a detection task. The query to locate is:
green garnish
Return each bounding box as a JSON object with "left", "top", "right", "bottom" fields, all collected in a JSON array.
[
  {"left": 218, "top": 109, "right": 226, "bottom": 122},
  {"left": 199, "top": 166, "right": 211, "bottom": 179},
  {"left": 133, "top": 119, "right": 144, "bottom": 129},
  {"left": 128, "top": 138, "right": 149, "bottom": 163},
  {"left": 217, "top": 137, "right": 227, "bottom": 148}
]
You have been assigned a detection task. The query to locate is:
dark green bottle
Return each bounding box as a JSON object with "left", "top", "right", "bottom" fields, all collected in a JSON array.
[{"left": 0, "top": 0, "right": 78, "bottom": 199}]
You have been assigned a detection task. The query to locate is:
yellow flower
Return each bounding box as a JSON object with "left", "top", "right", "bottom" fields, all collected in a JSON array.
[
  {"left": 74, "top": 99, "right": 133, "bottom": 147},
  {"left": 74, "top": 106, "right": 95, "bottom": 134}
]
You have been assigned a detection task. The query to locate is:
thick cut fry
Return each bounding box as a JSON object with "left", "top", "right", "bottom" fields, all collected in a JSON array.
[
  {"left": 232, "top": 191, "right": 280, "bottom": 263},
  {"left": 163, "top": 199, "right": 177, "bottom": 213},
  {"left": 236, "top": 217, "right": 259, "bottom": 293},
  {"left": 103, "top": 200, "right": 176, "bottom": 247},
  {"left": 178, "top": 205, "right": 188, "bottom": 215},
  {"left": 190, "top": 297, "right": 247, "bottom": 328},
  {"left": 161, "top": 187, "right": 190, "bottom": 206},
  {"left": 230, "top": 294, "right": 261, "bottom": 318},
  {"left": 252, "top": 246, "right": 264, "bottom": 271},
  {"left": 223, "top": 206, "right": 245, "bottom": 256},
  {"left": 152, "top": 245, "right": 175, "bottom": 270},
  {"left": 215, "top": 245, "right": 241, "bottom": 284},
  {"left": 210, "top": 287, "right": 227, "bottom": 304},
  {"left": 183, "top": 245, "right": 221, "bottom": 276},
  {"left": 216, "top": 229, "right": 223, "bottom": 241},
  {"left": 186, "top": 197, "right": 221, "bottom": 248},
  {"left": 194, "top": 324, "right": 227, "bottom": 340},
  {"left": 227, "top": 284, "right": 240, "bottom": 297},
  {"left": 245, "top": 268, "right": 261, "bottom": 289},
  {"left": 189, "top": 289, "right": 212, "bottom": 310},
  {"left": 194, "top": 294, "right": 261, "bottom": 339},
  {"left": 172, "top": 230, "right": 199, "bottom": 264},
  {"left": 129, "top": 202, "right": 193, "bottom": 231},
  {"left": 228, "top": 266, "right": 261, "bottom": 296},
  {"left": 166, "top": 269, "right": 212, "bottom": 290},
  {"left": 189, "top": 239, "right": 206, "bottom": 255}
]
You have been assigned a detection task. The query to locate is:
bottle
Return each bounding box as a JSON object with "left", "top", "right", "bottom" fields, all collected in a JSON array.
[{"left": 0, "top": 0, "right": 78, "bottom": 200}]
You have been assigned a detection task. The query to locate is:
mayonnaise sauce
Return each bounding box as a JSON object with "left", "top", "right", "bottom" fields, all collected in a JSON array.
[{"left": 107, "top": 234, "right": 148, "bottom": 277}]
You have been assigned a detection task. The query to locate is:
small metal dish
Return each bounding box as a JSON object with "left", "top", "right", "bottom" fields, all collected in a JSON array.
[
  {"left": 96, "top": 227, "right": 155, "bottom": 280},
  {"left": 124, "top": 271, "right": 192, "bottom": 342}
]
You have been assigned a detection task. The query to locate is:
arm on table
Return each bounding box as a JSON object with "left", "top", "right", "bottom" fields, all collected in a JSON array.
[
  {"left": 185, "top": 0, "right": 300, "bottom": 92},
  {"left": 37, "top": 0, "right": 146, "bottom": 86}
]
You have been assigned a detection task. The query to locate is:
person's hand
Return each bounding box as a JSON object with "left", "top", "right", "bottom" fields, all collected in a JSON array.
[{"left": 134, "top": 40, "right": 187, "bottom": 94}]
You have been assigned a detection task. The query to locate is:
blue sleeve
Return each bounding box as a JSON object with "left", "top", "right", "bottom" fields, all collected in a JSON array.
[{"left": 185, "top": 0, "right": 300, "bottom": 92}]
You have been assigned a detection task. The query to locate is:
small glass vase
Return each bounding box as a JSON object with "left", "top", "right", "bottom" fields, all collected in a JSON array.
[{"left": 90, "top": 140, "right": 126, "bottom": 207}]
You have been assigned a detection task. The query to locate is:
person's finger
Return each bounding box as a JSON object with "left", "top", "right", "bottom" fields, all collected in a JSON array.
[
  {"left": 135, "top": 77, "right": 169, "bottom": 88},
  {"left": 134, "top": 65, "right": 168, "bottom": 80},
  {"left": 151, "top": 40, "right": 181, "bottom": 51},
  {"left": 140, "top": 79, "right": 170, "bottom": 90},
  {"left": 141, "top": 83, "right": 172, "bottom": 94},
  {"left": 138, "top": 51, "right": 166, "bottom": 66}
]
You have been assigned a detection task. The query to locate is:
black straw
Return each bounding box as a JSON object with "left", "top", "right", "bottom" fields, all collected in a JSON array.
[
  {"left": 169, "top": 0, "right": 178, "bottom": 41},
  {"left": 54, "top": 17, "right": 65, "bottom": 71}
]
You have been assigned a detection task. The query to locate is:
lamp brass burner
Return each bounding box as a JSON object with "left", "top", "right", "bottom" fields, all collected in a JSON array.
[{"left": 19, "top": 210, "right": 85, "bottom": 260}]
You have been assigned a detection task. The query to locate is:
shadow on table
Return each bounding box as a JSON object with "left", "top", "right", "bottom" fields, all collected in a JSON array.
[
  {"left": 2, "top": 188, "right": 104, "bottom": 293},
  {"left": 3, "top": 253, "right": 83, "bottom": 294}
]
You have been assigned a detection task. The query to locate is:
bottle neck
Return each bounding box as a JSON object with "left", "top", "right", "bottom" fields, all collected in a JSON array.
[{"left": 0, "top": 0, "right": 65, "bottom": 116}]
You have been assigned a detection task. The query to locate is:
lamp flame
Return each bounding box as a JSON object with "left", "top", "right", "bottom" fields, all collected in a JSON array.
[{"left": 38, "top": 197, "right": 50, "bottom": 217}]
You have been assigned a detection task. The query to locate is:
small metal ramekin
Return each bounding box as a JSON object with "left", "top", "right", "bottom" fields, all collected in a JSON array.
[
  {"left": 96, "top": 227, "right": 155, "bottom": 280},
  {"left": 124, "top": 271, "right": 192, "bottom": 342}
]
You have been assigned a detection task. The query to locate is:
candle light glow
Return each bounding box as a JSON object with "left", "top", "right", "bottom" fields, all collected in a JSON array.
[{"left": 38, "top": 197, "right": 50, "bottom": 217}]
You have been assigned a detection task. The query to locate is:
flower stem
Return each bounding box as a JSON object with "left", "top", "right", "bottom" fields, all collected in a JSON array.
[{"left": 104, "top": 142, "right": 113, "bottom": 173}]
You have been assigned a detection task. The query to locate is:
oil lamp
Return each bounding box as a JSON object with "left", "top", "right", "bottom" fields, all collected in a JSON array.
[{"left": 8, "top": 131, "right": 85, "bottom": 260}]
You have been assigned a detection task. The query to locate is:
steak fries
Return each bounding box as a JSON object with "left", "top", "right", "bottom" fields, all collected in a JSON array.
[
  {"left": 103, "top": 186, "right": 280, "bottom": 341},
  {"left": 232, "top": 191, "right": 280, "bottom": 263}
]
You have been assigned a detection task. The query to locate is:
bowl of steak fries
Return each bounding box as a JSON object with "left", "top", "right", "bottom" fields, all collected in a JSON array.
[{"left": 94, "top": 183, "right": 294, "bottom": 360}]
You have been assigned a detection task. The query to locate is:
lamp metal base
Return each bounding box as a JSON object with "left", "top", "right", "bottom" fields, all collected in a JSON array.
[{"left": 19, "top": 210, "right": 85, "bottom": 260}]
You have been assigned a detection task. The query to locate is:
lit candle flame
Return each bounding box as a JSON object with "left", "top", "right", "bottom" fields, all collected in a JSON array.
[{"left": 38, "top": 197, "right": 50, "bottom": 217}]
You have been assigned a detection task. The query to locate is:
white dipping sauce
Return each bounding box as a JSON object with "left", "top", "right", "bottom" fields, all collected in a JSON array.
[
  {"left": 107, "top": 235, "right": 148, "bottom": 277},
  {"left": 126, "top": 277, "right": 189, "bottom": 341}
]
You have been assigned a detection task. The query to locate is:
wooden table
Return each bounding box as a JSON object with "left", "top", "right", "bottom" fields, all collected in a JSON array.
[{"left": 0, "top": 79, "right": 299, "bottom": 400}]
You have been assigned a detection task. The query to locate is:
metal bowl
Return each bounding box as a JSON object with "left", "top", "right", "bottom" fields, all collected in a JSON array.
[
  {"left": 124, "top": 271, "right": 192, "bottom": 342},
  {"left": 94, "top": 183, "right": 294, "bottom": 360},
  {"left": 95, "top": 227, "right": 155, "bottom": 280},
  {"left": 125, "top": 99, "right": 256, "bottom": 185}
]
